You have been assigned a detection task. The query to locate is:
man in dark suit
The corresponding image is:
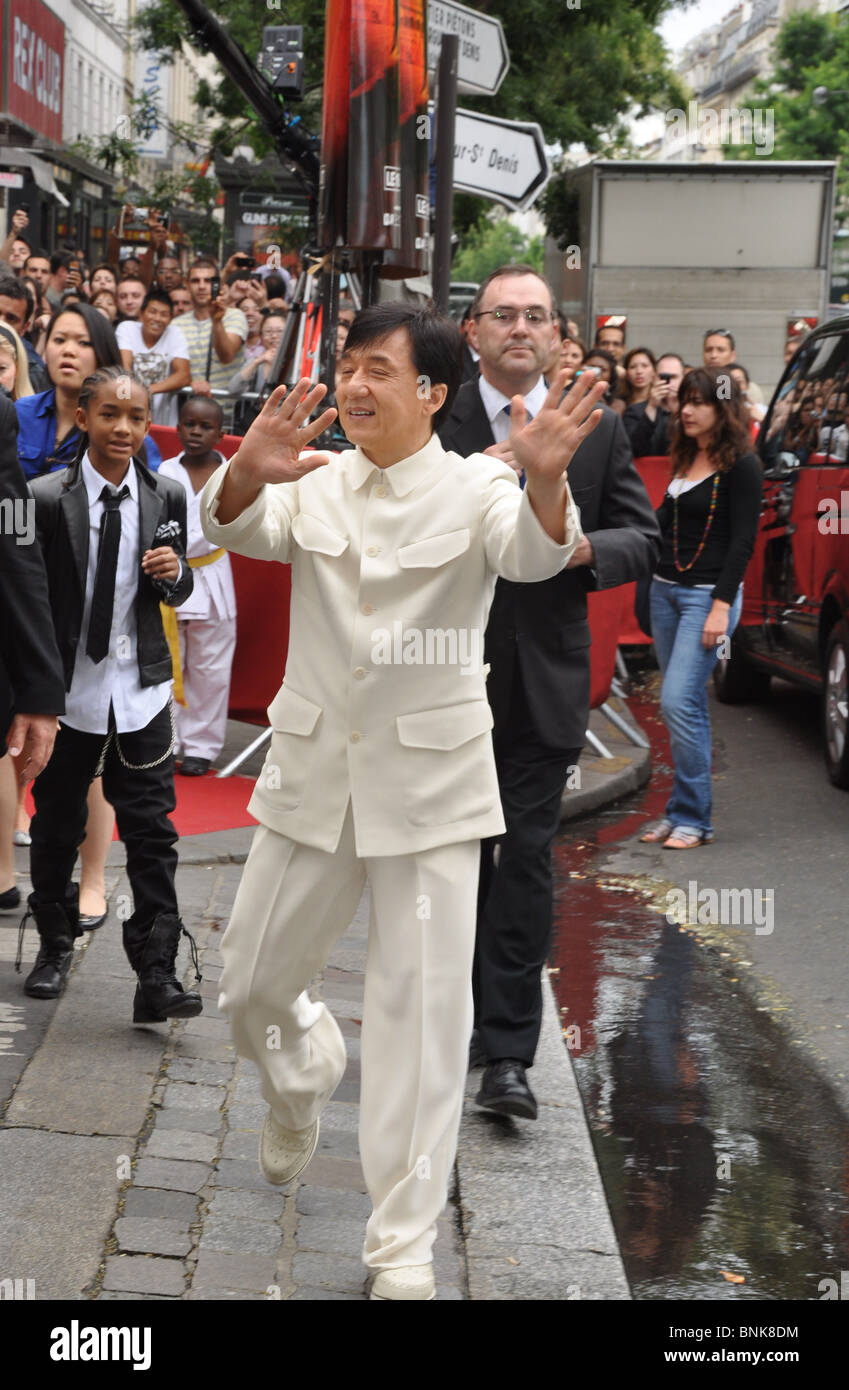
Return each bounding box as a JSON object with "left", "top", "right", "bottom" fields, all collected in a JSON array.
[
  {"left": 439, "top": 264, "right": 660, "bottom": 1119},
  {"left": 0, "top": 393, "right": 64, "bottom": 787}
]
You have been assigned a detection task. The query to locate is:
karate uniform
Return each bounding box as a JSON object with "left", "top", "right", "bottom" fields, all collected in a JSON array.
[
  {"left": 159, "top": 452, "right": 237, "bottom": 763},
  {"left": 200, "top": 434, "right": 582, "bottom": 1270}
]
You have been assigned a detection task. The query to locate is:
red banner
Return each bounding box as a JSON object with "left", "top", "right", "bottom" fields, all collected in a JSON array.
[{"left": 4, "top": 0, "right": 64, "bottom": 144}]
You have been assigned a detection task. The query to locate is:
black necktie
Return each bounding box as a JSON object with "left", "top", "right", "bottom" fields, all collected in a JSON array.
[{"left": 86, "top": 484, "right": 130, "bottom": 664}]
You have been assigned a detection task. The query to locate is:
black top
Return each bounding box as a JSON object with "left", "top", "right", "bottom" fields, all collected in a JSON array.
[{"left": 655, "top": 451, "right": 762, "bottom": 603}]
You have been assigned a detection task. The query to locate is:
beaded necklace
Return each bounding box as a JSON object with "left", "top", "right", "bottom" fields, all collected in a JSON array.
[{"left": 672, "top": 470, "right": 720, "bottom": 572}]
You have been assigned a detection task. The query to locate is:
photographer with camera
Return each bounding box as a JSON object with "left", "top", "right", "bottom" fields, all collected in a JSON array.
[
  {"left": 0, "top": 207, "right": 32, "bottom": 272},
  {"left": 624, "top": 352, "right": 685, "bottom": 457},
  {"left": 107, "top": 206, "right": 170, "bottom": 289}
]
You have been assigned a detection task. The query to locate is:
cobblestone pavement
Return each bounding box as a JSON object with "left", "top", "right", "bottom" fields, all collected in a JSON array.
[{"left": 1, "top": 850, "right": 465, "bottom": 1302}]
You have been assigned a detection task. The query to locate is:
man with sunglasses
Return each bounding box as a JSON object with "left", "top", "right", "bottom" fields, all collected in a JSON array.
[{"left": 439, "top": 264, "right": 659, "bottom": 1122}]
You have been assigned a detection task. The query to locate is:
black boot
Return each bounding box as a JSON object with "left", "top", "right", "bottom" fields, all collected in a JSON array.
[
  {"left": 17, "top": 889, "right": 80, "bottom": 999},
  {"left": 132, "top": 913, "right": 203, "bottom": 1024}
]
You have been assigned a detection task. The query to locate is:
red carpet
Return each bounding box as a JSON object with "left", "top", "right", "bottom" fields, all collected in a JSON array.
[{"left": 24, "top": 772, "right": 258, "bottom": 839}]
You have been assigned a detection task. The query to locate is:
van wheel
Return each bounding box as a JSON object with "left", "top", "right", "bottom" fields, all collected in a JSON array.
[
  {"left": 823, "top": 621, "right": 849, "bottom": 788},
  {"left": 712, "top": 631, "right": 771, "bottom": 703}
]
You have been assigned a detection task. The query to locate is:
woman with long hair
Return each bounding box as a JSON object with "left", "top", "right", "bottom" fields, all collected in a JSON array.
[
  {"left": 621, "top": 345, "right": 657, "bottom": 408},
  {"left": 640, "top": 367, "right": 762, "bottom": 849},
  {"left": 582, "top": 347, "right": 626, "bottom": 415},
  {"left": 13, "top": 304, "right": 161, "bottom": 927}
]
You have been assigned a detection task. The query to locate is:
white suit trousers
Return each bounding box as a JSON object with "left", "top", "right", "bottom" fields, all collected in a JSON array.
[
  {"left": 176, "top": 616, "right": 237, "bottom": 761},
  {"left": 218, "top": 805, "right": 479, "bottom": 1270}
]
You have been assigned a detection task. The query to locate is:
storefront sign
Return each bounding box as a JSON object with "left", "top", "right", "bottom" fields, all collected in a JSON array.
[{"left": 4, "top": 0, "right": 64, "bottom": 144}]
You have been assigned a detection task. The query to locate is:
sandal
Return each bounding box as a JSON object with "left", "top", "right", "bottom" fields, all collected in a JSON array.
[
  {"left": 640, "top": 819, "right": 673, "bottom": 843},
  {"left": 663, "top": 826, "right": 713, "bottom": 850}
]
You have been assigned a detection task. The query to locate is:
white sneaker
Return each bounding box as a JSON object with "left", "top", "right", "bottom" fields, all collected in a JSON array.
[
  {"left": 258, "top": 1111, "right": 319, "bottom": 1185},
  {"left": 369, "top": 1265, "right": 436, "bottom": 1301}
]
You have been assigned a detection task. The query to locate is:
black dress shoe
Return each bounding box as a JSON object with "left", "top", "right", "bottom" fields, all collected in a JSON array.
[
  {"left": 79, "top": 910, "right": 108, "bottom": 931},
  {"left": 179, "top": 757, "right": 210, "bottom": 777},
  {"left": 468, "top": 1028, "right": 487, "bottom": 1070},
  {"left": 0, "top": 885, "right": 21, "bottom": 911},
  {"left": 475, "top": 1059, "right": 538, "bottom": 1120}
]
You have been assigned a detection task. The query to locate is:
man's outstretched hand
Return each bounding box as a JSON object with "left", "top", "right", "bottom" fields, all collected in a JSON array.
[
  {"left": 217, "top": 379, "right": 338, "bottom": 522},
  {"left": 508, "top": 369, "right": 607, "bottom": 545}
]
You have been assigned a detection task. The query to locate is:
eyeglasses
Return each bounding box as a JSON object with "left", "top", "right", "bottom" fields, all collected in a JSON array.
[{"left": 474, "top": 307, "right": 553, "bottom": 326}]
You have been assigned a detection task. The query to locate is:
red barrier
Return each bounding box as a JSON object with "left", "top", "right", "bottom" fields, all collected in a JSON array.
[
  {"left": 588, "top": 584, "right": 629, "bottom": 709},
  {"left": 618, "top": 455, "right": 669, "bottom": 646},
  {"left": 150, "top": 425, "right": 292, "bottom": 725}
]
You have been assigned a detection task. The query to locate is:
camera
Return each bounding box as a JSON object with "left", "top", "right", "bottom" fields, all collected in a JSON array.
[
  {"left": 659, "top": 372, "right": 674, "bottom": 383},
  {"left": 234, "top": 255, "right": 256, "bottom": 270},
  {"left": 210, "top": 276, "right": 221, "bottom": 301}
]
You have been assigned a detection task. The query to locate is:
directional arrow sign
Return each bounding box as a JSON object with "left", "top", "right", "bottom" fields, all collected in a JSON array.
[
  {"left": 427, "top": 0, "right": 510, "bottom": 97},
  {"left": 450, "top": 108, "right": 550, "bottom": 211}
]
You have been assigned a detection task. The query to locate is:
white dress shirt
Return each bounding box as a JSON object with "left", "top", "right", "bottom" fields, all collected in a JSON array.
[
  {"left": 158, "top": 452, "right": 237, "bottom": 621},
  {"left": 61, "top": 451, "right": 172, "bottom": 735},
  {"left": 478, "top": 374, "right": 549, "bottom": 444}
]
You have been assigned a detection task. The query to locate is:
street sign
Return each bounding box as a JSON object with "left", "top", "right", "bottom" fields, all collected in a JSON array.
[
  {"left": 0, "top": 172, "right": 24, "bottom": 188},
  {"left": 450, "top": 108, "right": 550, "bottom": 211},
  {"left": 427, "top": 0, "right": 509, "bottom": 97}
]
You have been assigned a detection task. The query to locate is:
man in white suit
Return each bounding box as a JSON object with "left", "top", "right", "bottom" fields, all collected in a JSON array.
[{"left": 200, "top": 303, "right": 605, "bottom": 1300}]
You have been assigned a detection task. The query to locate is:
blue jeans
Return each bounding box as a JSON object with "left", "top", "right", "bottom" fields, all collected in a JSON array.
[{"left": 649, "top": 580, "right": 743, "bottom": 836}]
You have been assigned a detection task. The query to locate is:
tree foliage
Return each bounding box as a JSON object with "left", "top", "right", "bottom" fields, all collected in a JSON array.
[
  {"left": 134, "top": 0, "right": 690, "bottom": 237},
  {"left": 451, "top": 216, "right": 542, "bottom": 282},
  {"left": 723, "top": 11, "right": 849, "bottom": 210}
]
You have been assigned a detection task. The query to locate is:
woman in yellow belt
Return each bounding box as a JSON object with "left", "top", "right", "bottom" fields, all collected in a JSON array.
[{"left": 158, "top": 394, "right": 237, "bottom": 777}]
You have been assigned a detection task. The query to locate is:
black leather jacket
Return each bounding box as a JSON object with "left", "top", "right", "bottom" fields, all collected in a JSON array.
[{"left": 29, "top": 458, "right": 193, "bottom": 691}]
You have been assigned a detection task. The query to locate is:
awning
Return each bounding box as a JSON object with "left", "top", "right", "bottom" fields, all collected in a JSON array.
[{"left": 0, "top": 148, "right": 71, "bottom": 206}]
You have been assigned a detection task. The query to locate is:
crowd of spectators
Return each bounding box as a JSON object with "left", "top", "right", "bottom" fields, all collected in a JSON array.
[{"left": 0, "top": 205, "right": 296, "bottom": 437}]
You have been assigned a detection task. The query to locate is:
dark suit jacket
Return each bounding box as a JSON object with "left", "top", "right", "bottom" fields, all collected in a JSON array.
[
  {"left": 438, "top": 378, "right": 661, "bottom": 746},
  {"left": 0, "top": 394, "right": 65, "bottom": 746},
  {"left": 30, "top": 458, "right": 194, "bottom": 692}
]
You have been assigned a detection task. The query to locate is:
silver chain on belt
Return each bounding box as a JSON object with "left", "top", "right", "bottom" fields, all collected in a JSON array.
[{"left": 93, "top": 697, "right": 177, "bottom": 776}]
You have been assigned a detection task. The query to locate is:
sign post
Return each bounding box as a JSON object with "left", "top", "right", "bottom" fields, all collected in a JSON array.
[{"left": 426, "top": 0, "right": 509, "bottom": 96}]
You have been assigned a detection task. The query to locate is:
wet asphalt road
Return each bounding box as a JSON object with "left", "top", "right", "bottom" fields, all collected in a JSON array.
[
  {"left": 550, "top": 669, "right": 849, "bottom": 1300},
  {"left": 605, "top": 673, "right": 849, "bottom": 1111}
]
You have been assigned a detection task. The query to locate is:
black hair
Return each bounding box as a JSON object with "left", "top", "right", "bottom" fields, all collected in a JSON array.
[
  {"left": 45, "top": 301, "right": 121, "bottom": 377},
  {"left": 50, "top": 250, "right": 73, "bottom": 275},
  {"left": 118, "top": 274, "right": 146, "bottom": 288},
  {"left": 64, "top": 365, "right": 151, "bottom": 488},
  {"left": 469, "top": 263, "right": 553, "bottom": 319},
  {"left": 703, "top": 328, "right": 735, "bottom": 350},
  {"left": 25, "top": 248, "right": 50, "bottom": 265},
  {"left": 342, "top": 303, "right": 463, "bottom": 421},
  {"left": 670, "top": 366, "right": 750, "bottom": 477},
  {"left": 594, "top": 321, "right": 626, "bottom": 346},
  {"left": 264, "top": 274, "right": 287, "bottom": 300},
  {"left": 141, "top": 287, "right": 174, "bottom": 313},
  {"left": 179, "top": 392, "right": 224, "bottom": 429},
  {"left": 0, "top": 273, "right": 29, "bottom": 309},
  {"left": 657, "top": 351, "right": 685, "bottom": 371},
  {"left": 731, "top": 362, "right": 750, "bottom": 385},
  {"left": 12, "top": 232, "right": 31, "bottom": 250}
]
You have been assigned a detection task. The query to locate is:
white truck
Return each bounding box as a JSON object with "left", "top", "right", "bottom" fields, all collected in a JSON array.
[{"left": 544, "top": 159, "right": 837, "bottom": 397}]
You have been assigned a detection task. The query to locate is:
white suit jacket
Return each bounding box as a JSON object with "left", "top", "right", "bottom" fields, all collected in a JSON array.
[{"left": 200, "top": 432, "right": 582, "bottom": 857}]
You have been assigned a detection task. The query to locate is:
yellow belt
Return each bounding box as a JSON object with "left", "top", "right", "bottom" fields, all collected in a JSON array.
[{"left": 160, "top": 548, "right": 227, "bottom": 706}]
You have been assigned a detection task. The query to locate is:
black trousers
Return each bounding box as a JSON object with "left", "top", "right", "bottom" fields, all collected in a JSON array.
[
  {"left": 29, "top": 701, "right": 179, "bottom": 965},
  {"left": 475, "top": 672, "right": 582, "bottom": 1067}
]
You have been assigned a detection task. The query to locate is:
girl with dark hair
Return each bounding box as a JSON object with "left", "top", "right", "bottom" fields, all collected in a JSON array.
[
  {"left": 640, "top": 367, "right": 762, "bottom": 849},
  {"left": 19, "top": 366, "right": 200, "bottom": 1023},
  {"left": 14, "top": 303, "right": 162, "bottom": 480},
  {"left": 622, "top": 345, "right": 657, "bottom": 408},
  {"left": 582, "top": 347, "right": 625, "bottom": 415}
]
